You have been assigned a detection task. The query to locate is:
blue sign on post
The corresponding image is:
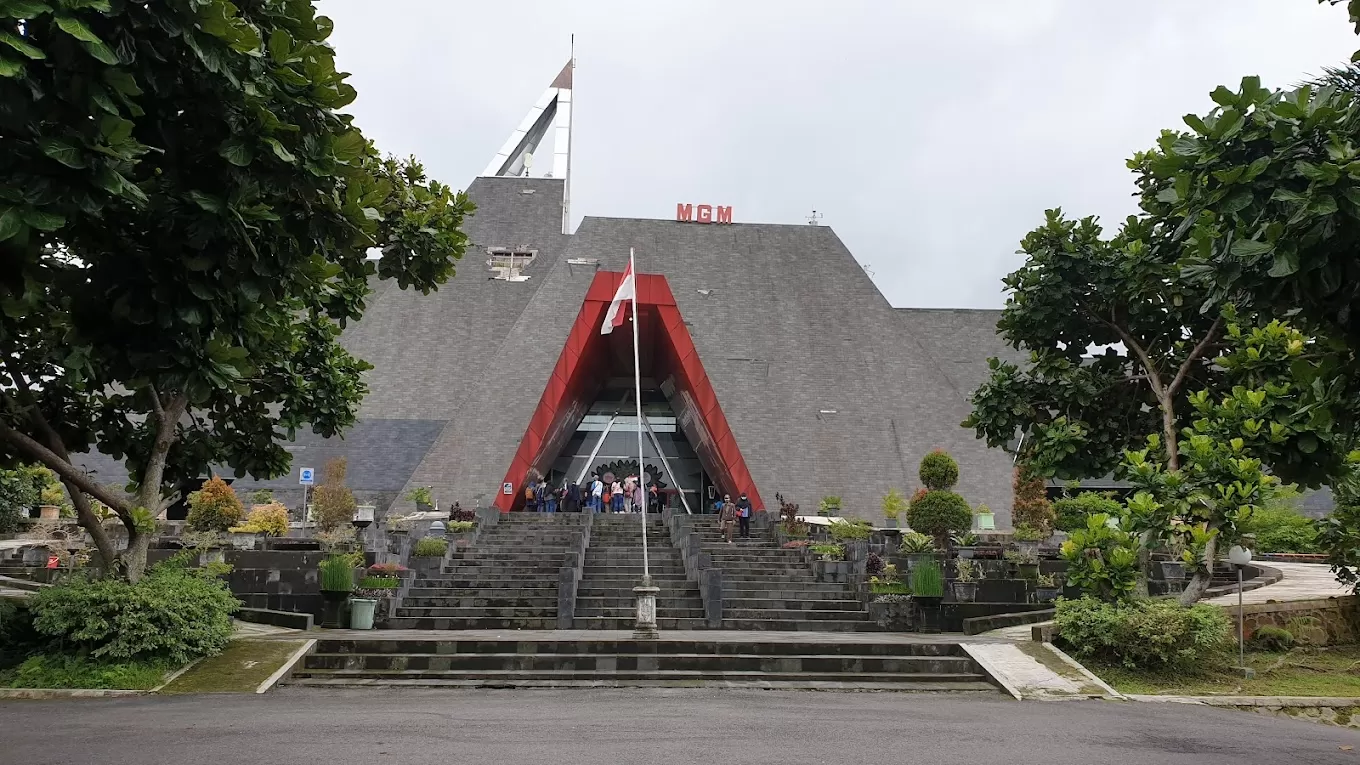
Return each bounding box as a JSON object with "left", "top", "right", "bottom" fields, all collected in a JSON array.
[{"left": 299, "top": 467, "right": 315, "bottom": 485}]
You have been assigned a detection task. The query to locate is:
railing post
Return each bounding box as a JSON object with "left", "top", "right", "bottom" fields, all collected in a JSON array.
[{"left": 700, "top": 567, "right": 723, "bottom": 628}]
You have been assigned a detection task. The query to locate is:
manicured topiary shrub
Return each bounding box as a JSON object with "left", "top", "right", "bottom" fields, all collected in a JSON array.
[
  {"left": 230, "top": 502, "right": 290, "bottom": 536},
  {"left": 1053, "top": 491, "right": 1122, "bottom": 533},
  {"left": 184, "top": 476, "right": 244, "bottom": 533},
  {"left": 918, "top": 449, "right": 959, "bottom": 491},
  {"left": 906, "top": 490, "right": 972, "bottom": 545},
  {"left": 1054, "top": 597, "right": 1230, "bottom": 670}
]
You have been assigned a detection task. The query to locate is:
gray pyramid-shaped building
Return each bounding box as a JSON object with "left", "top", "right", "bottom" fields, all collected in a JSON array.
[{"left": 229, "top": 62, "right": 1024, "bottom": 524}]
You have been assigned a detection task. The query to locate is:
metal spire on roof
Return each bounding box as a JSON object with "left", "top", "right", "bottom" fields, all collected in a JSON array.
[{"left": 481, "top": 55, "right": 575, "bottom": 234}]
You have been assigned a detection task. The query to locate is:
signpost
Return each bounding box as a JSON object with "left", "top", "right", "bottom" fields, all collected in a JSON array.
[{"left": 299, "top": 467, "right": 315, "bottom": 522}]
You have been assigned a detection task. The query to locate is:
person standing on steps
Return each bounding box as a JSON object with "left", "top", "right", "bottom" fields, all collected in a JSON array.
[
  {"left": 590, "top": 474, "right": 604, "bottom": 513},
  {"left": 736, "top": 492, "right": 753, "bottom": 539},
  {"left": 719, "top": 494, "right": 738, "bottom": 544},
  {"left": 622, "top": 474, "right": 636, "bottom": 513},
  {"left": 524, "top": 480, "right": 539, "bottom": 513},
  {"left": 543, "top": 479, "right": 558, "bottom": 514},
  {"left": 610, "top": 478, "right": 624, "bottom": 513}
]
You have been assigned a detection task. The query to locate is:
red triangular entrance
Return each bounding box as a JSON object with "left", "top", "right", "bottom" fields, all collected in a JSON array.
[{"left": 494, "top": 271, "right": 762, "bottom": 512}]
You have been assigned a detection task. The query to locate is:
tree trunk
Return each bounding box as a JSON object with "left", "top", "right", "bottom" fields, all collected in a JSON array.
[
  {"left": 1159, "top": 392, "right": 1180, "bottom": 472},
  {"left": 121, "top": 529, "right": 152, "bottom": 583},
  {"left": 1178, "top": 534, "right": 1219, "bottom": 606},
  {"left": 66, "top": 481, "right": 118, "bottom": 573}
]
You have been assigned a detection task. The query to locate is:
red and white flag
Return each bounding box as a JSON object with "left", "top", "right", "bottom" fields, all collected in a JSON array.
[{"left": 600, "top": 253, "right": 635, "bottom": 335}]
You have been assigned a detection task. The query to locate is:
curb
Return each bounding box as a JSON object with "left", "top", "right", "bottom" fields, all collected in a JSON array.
[
  {"left": 150, "top": 657, "right": 203, "bottom": 693},
  {"left": 256, "top": 638, "right": 316, "bottom": 693},
  {"left": 0, "top": 688, "right": 147, "bottom": 699},
  {"left": 1129, "top": 694, "right": 1360, "bottom": 707}
]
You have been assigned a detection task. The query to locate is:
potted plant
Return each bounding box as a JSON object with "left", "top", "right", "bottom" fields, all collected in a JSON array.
[
  {"left": 1035, "top": 572, "right": 1062, "bottom": 603},
  {"left": 1007, "top": 549, "right": 1040, "bottom": 580},
  {"left": 38, "top": 481, "right": 64, "bottom": 521},
  {"left": 319, "top": 552, "right": 360, "bottom": 628},
  {"left": 898, "top": 531, "right": 936, "bottom": 570},
  {"left": 350, "top": 575, "right": 399, "bottom": 630},
  {"left": 973, "top": 503, "right": 995, "bottom": 531},
  {"left": 951, "top": 530, "right": 979, "bottom": 559},
  {"left": 869, "top": 563, "right": 911, "bottom": 595},
  {"left": 405, "top": 486, "right": 434, "bottom": 512},
  {"left": 952, "top": 558, "right": 980, "bottom": 602},
  {"left": 881, "top": 488, "right": 906, "bottom": 529},
  {"left": 810, "top": 542, "right": 844, "bottom": 561},
  {"left": 1013, "top": 524, "right": 1044, "bottom": 557},
  {"left": 818, "top": 496, "right": 842, "bottom": 517},
  {"left": 909, "top": 559, "right": 945, "bottom": 633}
]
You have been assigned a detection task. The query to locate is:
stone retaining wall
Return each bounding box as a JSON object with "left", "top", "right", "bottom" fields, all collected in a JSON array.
[{"left": 1231, "top": 596, "right": 1360, "bottom": 646}]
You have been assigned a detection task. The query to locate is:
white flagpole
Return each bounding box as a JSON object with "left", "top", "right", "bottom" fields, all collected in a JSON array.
[{"left": 630, "top": 247, "right": 650, "bottom": 583}]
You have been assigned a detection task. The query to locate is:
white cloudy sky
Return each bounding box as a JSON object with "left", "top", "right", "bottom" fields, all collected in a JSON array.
[{"left": 322, "top": 0, "right": 1358, "bottom": 309}]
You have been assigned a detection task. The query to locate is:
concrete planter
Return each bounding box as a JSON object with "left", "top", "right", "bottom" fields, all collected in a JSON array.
[
  {"left": 411, "top": 555, "right": 444, "bottom": 578},
  {"left": 38, "top": 505, "right": 60, "bottom": 521},
  {"left": 813, "top": 560, "right": 853, "bottom": 583},
  {"left": 198, "top": 548, "right": 226, "bottom": 567},
  {"left": 882, "top": 518, "right": 898, "bottom": 529},
  {"left": 227, "top": 532, "right": 261, "bottom": 550},
  {"left": 869, "top": 598, "right": 915, "bottom": 631},
  {"left": 951, "top": 581, "right": 978, "bottom": 603}
]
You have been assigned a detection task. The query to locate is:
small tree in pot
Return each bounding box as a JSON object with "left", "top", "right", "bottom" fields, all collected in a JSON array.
[
  {"left": 952, "top": 558, "right": 980, "bottom": 602},
  {"left": 881, "top": 488, "right": 907, "bottom": 529},
  {"left": 404, "top": 486, "right": 434, "bottom": 512}
]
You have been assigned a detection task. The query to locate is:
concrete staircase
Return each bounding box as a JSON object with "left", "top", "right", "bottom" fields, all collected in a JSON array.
[
  {"left": 284, "top": 635, "right": 1000, "bottom": 691},
  {"left": 384, "top": 514, "right": 585, "bottom": 630},
  {"left": 573, "top": 515, "right": 704, "bottom": 630},
  {"left": 692, "top": 518, "right": 875, "bottom": 631}
]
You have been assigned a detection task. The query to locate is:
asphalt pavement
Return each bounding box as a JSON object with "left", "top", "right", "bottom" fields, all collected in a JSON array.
[{"left": 2, "top": 688, "right": 1357, "bottom": 765}]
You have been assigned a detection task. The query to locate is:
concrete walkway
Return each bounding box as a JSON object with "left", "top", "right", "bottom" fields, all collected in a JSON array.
[{"left": 1204, "top": 562, "right": 1350, "bottom": 605}]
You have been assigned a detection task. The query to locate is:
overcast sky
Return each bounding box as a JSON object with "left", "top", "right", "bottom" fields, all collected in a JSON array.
[{"left": 322, "top": 0, "right": 1358, "bottom": 309}]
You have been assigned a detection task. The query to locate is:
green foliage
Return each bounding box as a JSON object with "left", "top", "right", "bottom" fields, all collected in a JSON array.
[
  {"left": 184, "top": 476, "right": 244, "bottom": 532},
  {"left": 898, "top": 531, "right": 935, "bottom": 554},
  {"left": 312, "top": 457, "right": 356, "bottom": 532},
  {"left": 1251, "top": 625, "right": 1295, "bottom": 652},
  {"left": 5, "top": 654, "right": 170, "bottom": 690},
  {"left": 1053, "top": 491, "right": 1123, "bottom": 533},
  {"left": 357, "top": 576, "right": 399, "bottom": 590},
  {"left": 26, "top": 555, "right": 238, "bottom": 664},
  {"left": 817, "top": 496, "right": 842, "bottom": 516},
  {"left": 954, "top": 558, "right": 980, "bottom": 583},
  {"left": 951, "top": 530, "right": 979, "bottom": 547},
  {"left": 827, "top": 519, "right": 871, "bottom": 541},
  {"left": 810, "top": 542, "right": 844, "bottom": 561},
  {"left": 918, "top": 450, "right": 959, "bottom": 491},
  {"left": 248, "top": 490, "right": 274, "bottom": 505},
  {"left": 1238, "top": 494, "right": 1318, "bottom": 554},
  {"left": 905, "top": 490, "right": 972, "bottom": 544},
  {"left": 318, "top": 553, "right": 359, "bottom": 591},
  {"left": 1317, "top": 453, "right": 1360, "bottom": 592},
  {"left": 0, "top": 464, "right": 45, "bottom": 533},
  {"left": 412, "top": 536, "right": 448, "bottom": 557},
  {"left": 1059, "top": 514, "right": 1140, "bottom": 602},
  {"left": 1012, "top": 524, "right": 1045, "bottom": 543},
  {"left": 404, "top": 486, "right": 433, "bottom": 506},
  {"left": 909, "top": 560, "right": 944, "bottom": 597},
  {"left": 881, "top": 488, "right": 907, "bottom": 520},
  {"left": 445, "top": 520, "right": 474, "bottom": 533},
  {"left": 0, "top": 0, "right": 472, "bottom": 580},
  {"left": 1054, "top": 597, "right": 1230, "bottom": 670}
]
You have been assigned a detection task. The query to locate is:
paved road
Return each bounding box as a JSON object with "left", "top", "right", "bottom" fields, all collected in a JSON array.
[{"left": 3, "top": 689, "right": 1358, "bottom": 765}]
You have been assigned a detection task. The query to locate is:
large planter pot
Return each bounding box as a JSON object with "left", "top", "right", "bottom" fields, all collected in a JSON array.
[
  {"left": 868, "top": 598, "right": 915, "bottom": 631},
  {"left": 951, "top": 581, "right": 978, "bottom": 603},
  {"left": 914, "top": 596, "right": 944, "bottom": 634},
  {"left": 320, "top": 590, "right": 351, "bottom": 629},
  {"left": 1018, "top": 562, "right": 1040, "bottom": 581},
  {"left": 415, "top": 502, "right": 433, "bottom": 513},
  {"left": 38, "top": 504, "right": 60, "bottom": 521},
  {"left": 198, "top": 548, "right": 226, "bottom": 567},
  {"left": 1159, "top": 560, "right": 1186, "bottom": 581},
  {"left": 904, "top": 553, "right": 935, "bottom": 571},
  {"left": 955, "top": 547, "right": 976, "bottom": 559},
  {"left": 228, "top": 532, "right": 261, "bottom": 550},
  {"left": 1016, "top": 540, "right": 1040, "bottom": 558},
  {"left": 349, "top": 598, "right": 378, "bottom": 630},
  {"left": 1035, "top": 586, "right": 1061, "bottom": 603},
  {"left": 882, "top": 518, "right": 898, "bottom": 529}
]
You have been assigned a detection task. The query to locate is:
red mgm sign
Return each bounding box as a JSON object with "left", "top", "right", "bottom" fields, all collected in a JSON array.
[{"left": 676, "top": 204, "right": 733, "bottom": 224}]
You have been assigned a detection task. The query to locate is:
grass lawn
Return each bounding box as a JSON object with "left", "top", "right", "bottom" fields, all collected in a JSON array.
[
  {"left": 1, "top": 655, "right": 171, "bottom": 690},
  {"left": 1089, "top": 644, "right": 1360, "bottom": 697},
  {"left": 158, "top": 640, "right": 307, "bottom": 694}
]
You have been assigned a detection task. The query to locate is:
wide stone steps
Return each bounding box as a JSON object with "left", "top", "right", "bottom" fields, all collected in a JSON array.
[
  {"left": 383, "top": 616, "right": 559, "bottom": 630},
  {"left": 285, "top": 637, "right": 998, "bottom": 691}
]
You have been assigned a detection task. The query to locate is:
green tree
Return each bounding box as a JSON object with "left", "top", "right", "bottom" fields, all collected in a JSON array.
[{"left": 0, "top": 1, "right": 472, "bottom": 579}]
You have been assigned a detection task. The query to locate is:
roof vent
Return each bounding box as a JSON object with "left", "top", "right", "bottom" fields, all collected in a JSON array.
[{"left": 487, "top": 247, "right": 536, "bottom": 281}]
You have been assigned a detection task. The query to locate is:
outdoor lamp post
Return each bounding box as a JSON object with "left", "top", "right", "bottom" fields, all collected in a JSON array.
[
  {"left": 1227, "top": 544, "right": 1253, "bottom": 677},
  {"left": 352, "top": 505, "right": 375, "bottom": 550}
]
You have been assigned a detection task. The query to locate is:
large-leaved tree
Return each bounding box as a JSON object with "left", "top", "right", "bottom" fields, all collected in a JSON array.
[{"left": 0, "top": 0, "right": 472, "bottom": 579}]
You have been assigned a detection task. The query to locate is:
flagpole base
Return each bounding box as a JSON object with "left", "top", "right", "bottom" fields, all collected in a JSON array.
[{"left": 633, "top": 578, "right": 660, "bottom": 640}]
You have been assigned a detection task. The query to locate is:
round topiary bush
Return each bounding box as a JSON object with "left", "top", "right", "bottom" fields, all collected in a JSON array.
[
  {"left": 905, "top": 489, "right": 971, "bottom": 544},
  {"left": 184, "top": 476, "right": 244, "bottom": 533},
  {"left": 918, "top": 450, "right": 959, "bottom": 491}
]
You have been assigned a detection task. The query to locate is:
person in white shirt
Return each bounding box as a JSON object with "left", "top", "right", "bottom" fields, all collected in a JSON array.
[{"left": 590, "top": 475, "right": 604, "bottom": 513}]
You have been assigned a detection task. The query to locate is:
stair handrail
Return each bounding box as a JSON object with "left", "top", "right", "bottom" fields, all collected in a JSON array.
[{"left": 663, "top": 508, "right": 722, "bottom": 627}]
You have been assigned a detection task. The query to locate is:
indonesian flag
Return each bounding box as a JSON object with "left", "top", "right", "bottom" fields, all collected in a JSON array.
[{"left": 600, "top": 252, "right": 635, "bottom": 335}]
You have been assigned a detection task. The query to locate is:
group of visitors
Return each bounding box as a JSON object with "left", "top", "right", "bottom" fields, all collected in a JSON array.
[
  {"left": 717, "top": 492, "right": 753, "bottom": 542},
  {"left": 522, "top": 473, "right": 661, "bottom": 513}
]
